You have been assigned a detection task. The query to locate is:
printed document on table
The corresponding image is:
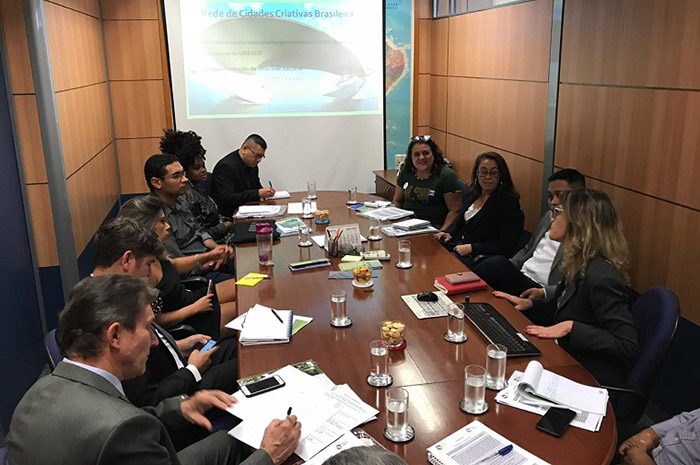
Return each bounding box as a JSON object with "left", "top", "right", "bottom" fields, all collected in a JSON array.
[
  {"left": 269, "top": 191, "right": 291, "bottom": 199},
  {"left": 302, "top": 430, "right": 370, "bottom": 465},
  {"left": 234, "top": 205, "right": 286, "bottom": 218},
  {"left": 288, "top": 202, "right": 317, "bottom": 214}
]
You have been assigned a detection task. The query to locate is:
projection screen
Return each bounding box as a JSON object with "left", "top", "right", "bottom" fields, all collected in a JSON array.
[{"left": 163, "top": 0, "right": 385, "bottom": 193}]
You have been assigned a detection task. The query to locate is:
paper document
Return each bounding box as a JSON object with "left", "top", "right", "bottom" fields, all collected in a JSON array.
[
  {"left": 276, "top": 217, "right": 307, "bottom": 236},
  {"left": 288, "top": 202, "right": 317, "bottom": 215},
  {"left": 495, "top": 371, "right": 603, "bottom": 432},
  {"left": 226, "top": 311, "right": 312, "bottom": 336},
  {"left": 380, "top": 224, "right": 438, "bottom": 237},
  {"left": 427, "top": 421, "right": 549, "bottom": 465},
  {"left": 514, "top": 361, "right": 608, "bottom": 415},
  {"left": 302, "top": 430, "right": 370, "bottom": 465},
  {"left": 311, "top": 234, "right": 368, "bottom": 248},
  {"left": 238, "top": 304, "right": 293, "bottom": 345},
  {"left": 269, "top": 190, "right": 290, "bottom": 199},
  {"left": 234, "top": 205, "right": 286, "bottom": 218},
  {"left": 401, "top": 291, "right": 453, "bottom": 319},
  {"left": 359, "top": 206, "right": 413, "bottom": 221}
]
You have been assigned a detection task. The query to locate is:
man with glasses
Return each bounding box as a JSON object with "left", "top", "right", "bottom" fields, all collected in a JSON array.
[
  {"left": 474, "top": 168, "right": 585, "bottom": 301},
  {"left": 211, "top": 134, "right": 275, "bottom": 217}
]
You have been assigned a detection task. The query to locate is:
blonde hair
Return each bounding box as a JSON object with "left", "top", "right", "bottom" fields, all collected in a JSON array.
[{"left": 559, "top": 189, "right": 630, "bottom": 283}]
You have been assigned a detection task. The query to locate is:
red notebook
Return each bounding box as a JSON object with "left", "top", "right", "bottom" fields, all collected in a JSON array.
[{"left": 434, "top": 276, "right": 488, "bottom": 295}]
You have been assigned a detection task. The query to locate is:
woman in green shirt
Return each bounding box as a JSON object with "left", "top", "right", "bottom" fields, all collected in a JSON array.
[{"left": 392, "top": 136, "right": 463, "bottom": 231}]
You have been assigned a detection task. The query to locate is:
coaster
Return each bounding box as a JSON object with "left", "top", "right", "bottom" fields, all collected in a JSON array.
[
  {"left": 346, "top": 200, "right": 359, "bottom": 205},
  {"left": 383, "top": 425, "right": 415, "bottom": 443},
  {"left": 298, "top": 241, "right": 314, "bottom": 247},
  {"left": 330, "top": 318, "right": 352, "bottom": 328},
  {"left": 367, "top": 235, "right": 382, "bottom": 242},
  {"left": 444, "top": 332, "right": 468, "bottom": 343},
  {"left": 395, "top": 262, "right": 413, "bottom": 269},
  {"left": 459, "top": 399, "right": 489, "bottom": 415},
  {"left": 352, "top": 279, "right": 374, "bottom": 288},
  {"left": 307, "top": 195, "right": 318, "bottom": 200},
  {"left": 315, "top": 219, "right": 330, "bottom": 225},
  {"left": 367, "top": 373, "right": 393, "bottom": 387},
  {"left": 486, "top": 380, "right": 508, "bottom": 391}
]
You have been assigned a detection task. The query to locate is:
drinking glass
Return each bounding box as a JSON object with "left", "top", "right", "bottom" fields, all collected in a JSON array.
[
  {"left": 444, "top": 304, "right": 467, "bottom": 343},
  {"left": 347, "top": 186, "right": 358, "bottom": 205},
  {"left": 302, "top": 197, "right": 314, "bottom": 219},
  {"left": 485, "top": 343, "right": 508, "bottom": 390},
  {"left": 396, "top": 239, "right": 412, "bottom": 269},
  {"left": 460, "top": 365, "right": 488, "bottom": 414},
  {"left": 297, "top": 225, "right": 313, "bottom": 247},
  {"left": 367, "top": 340, "right": 392, "bottom": 387},
  {"left": 368, "top": 217, "right": 382, "bottom": 241},
  {"left": 383, "top": 388, "right": 414, "bottom": 442},
  {"left": 307, "top": 181, "right": 317, "bottom": 200},
  {"left": 330, "top": 290, "right": 351, "bottom": 327}
]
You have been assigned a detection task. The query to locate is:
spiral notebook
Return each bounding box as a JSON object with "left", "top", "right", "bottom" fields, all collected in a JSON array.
[{"left": 239, "top": 304, "right": 294, "bottom": 346}]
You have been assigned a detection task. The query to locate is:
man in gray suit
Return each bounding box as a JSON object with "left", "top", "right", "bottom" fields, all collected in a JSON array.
[
  {"left": 7, "top": 274, "right": 301, "bottom": 465},
  {"left": 473, "top": 169, "right": 585, "bottom": 301}
]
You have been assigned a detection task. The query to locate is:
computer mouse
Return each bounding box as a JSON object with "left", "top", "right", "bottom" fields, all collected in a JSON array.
[{"left": 417, "top": 291, "right": 438, "bottom": 302}]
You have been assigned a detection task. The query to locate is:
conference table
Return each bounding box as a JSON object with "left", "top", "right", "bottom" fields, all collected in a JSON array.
[{"left": 234, "top": 191, "right": 617, "bottom": 464}]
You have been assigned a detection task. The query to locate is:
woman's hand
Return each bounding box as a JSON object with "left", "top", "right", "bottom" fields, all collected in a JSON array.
[
  {"left": 453, "top": 244, "right": 472, "bottom": 256},
  {"left": 520, "top": 287, "right": 545, "bottom": 300},
  {"left": 493, "top": 291, "right": 534, "bottom": 311},
  {"left": 525, "top": 321, "right": 574, "bottom": 339},
  {"left": 433, "top": 231, "right": 451, "bottom": 242},
  {"left": 192, "top": 293, "right": 214, "bottom": 314},
  {"left": 201, "top": 245, "right": 233, "bottom": 271}
]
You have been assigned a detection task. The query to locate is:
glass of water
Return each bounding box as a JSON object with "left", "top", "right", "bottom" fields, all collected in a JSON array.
[
  {"left": 330, "top": 290, "right": 351, "bottom": 327},
  {"left": 307, "top": 181, "right": 317, "bottom": 199},
  {"left": 383, "top": 387, "right": 414, "bottom": 442},
  {"left": 347, "top": 186, "right": 358, "bottom": 205},
  {"left": 301, "top": 197, "right": 314, "bottom": 219},
  {"left": 367, "top": 340, "right": 392, "bottom": 387},
  {"left": 368, "top": 217, "right": 382, "bottom": 241},
  {"left": 444, "top": 304, "right": 467, "bottom": 343},
  {"left": 485, "top": 343, "right": 508, "bottom": 390},
  {"left": 297, "top": 225, "right": 313, "bottom": 247},
  {"left": 395, "top": 239, "right": 412, "bottom": 269},
  {"left": 460, "top": 365, "right": 488, "bottom": 414}
]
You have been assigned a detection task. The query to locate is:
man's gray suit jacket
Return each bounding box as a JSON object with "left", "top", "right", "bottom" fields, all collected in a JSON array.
[{"left": 7, "top": 361, "right": 272, "bottom": 465}]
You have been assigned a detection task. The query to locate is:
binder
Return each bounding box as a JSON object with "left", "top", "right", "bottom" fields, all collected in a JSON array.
[
  {"left": 239, "top": 304, "right": 293, "bottom": 346},
  {"left": 433, "top": 276, "right": 487, "bottom": 295}
]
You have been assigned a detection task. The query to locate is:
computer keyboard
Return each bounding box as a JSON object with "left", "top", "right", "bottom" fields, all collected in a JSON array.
[{"left": 461, "top": 303, "right": 541, "bottom": 357}]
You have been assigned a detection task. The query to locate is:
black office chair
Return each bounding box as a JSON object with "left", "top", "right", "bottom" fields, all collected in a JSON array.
[
  {"left": 604, "top": 286, "right": 680, "bottom": 423},
  {"left": 45, "top": 328, "right": 64, "bottom": 370}
]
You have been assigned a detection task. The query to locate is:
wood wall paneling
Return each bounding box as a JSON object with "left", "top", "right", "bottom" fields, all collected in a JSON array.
[
  {"left": 586, "top": 180, "right": 700, "bottom": 325},
  {"left": 44, "top": 1, "right": 106, "bottom": 91},
  {"left": 0, "top": 0, "right": 35, "bottom": 93},
  {"left": 429, "top": 76, "right": 447, "bottom": 132},
  {"left": 103, "top": 20, "right": 163, "bottom": 80},
  {"left": 46, "top": 0, "right": 100, "bottom": 18},
  {"left": 417, "top": 0, "right": 432, "bottom": 20},
  {"left": 66, "top": 144, "right": 118, "bottom": 253},
  {"left": 561, "top": 0, "right": 700, "bottom": 88},
  {"left": 26, "top": 184, "right": 59, "bottom": 267},
  {"left": 428, "top": 129, "right": 447, "bottom": 155},
  {"left": 156, "top": 5, "right": 174, "bottom": 128},
  {"left": 430, "top": 18, "right": 448, "bottom": 76},
  {"left": 417, "top": 19, "right": 431, "bottom": 75},
  {"left": 55, "top": 83, "right": 112, "bottom": 177},
  {"left": 415, "top": 74, "right": 431, "bottom": 128},
  {"left": 446, "top": 77, "right": 548, "bottom": 160},
  {"left": 556, "top": 84, "right": 700, "bottom": 210},
  {"left": 447, "top": 0, "right": 551, "bottom": 81},
  {"left": 100, "top": 0, "right": 159, "bottom": 20},
  {"left": 446, "top": 134, "right": 542, "bottom": 231},
  {"left": 12, "top": 96, "right": 47, "bottom": 184},
  {"left": 110, "top": 80, "right": 167, "bottom": 138},
  {"left": 116, "top": 137, "right": 160, "bottom": 194}
]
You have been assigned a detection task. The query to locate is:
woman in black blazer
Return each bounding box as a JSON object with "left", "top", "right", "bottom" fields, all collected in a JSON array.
[
  {"left": 435, "top": 152, "right": 522, "bottom": 267},
  {"left": 495, "top": 189, "right": 639, "bottom": 386}
]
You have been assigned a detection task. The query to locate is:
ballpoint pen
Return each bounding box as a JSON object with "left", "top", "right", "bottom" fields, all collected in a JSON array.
[
  {"left": 268, "top": 180, "right": 273, "bottom": 188},
  {"left": 270, "top": 307, "right": 284, "bottom": 324},
  {"left": 475, "top": 445, "right": 513, "bottom": 464}
]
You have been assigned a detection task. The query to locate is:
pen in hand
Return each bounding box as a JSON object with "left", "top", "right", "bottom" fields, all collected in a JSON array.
[
  {"left": 268, "top": 180, "right": 274, "bottom": 189},
  {"left": 287, "top": 406, "right": 292, "bottom": 417}
]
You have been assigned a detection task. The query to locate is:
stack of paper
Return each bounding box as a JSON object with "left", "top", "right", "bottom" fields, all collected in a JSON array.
[
  {"left": 276, "top": 217, "right": 306, "bottom": 236},
  {"left": 359, "top": 206, "right": 414, "bottom": 221},
  {"left": 380, "top": 224, "right": 438, "bottom": 237},
  {"left": 227, "top": 365, "right": 379, "bottom": 462},
  {"left": 234, "top": 205, "right": 286, "bottom": 218},
  {"left": 288, "top": 202, "right": 317, "bottom": 215},
  {"left": 238, "top": 304, "right": 293, "bottom": 346},
  {"left": 269, "top": 190, "right": 291, "bottom": 200},
  {"left": 495, "top": 361, "right": 607, "bottom": 432},
  {"left": 226, "top": 306, "right": 312, "bottom": 336}
]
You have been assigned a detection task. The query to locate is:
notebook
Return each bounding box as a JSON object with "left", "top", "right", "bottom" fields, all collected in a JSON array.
[
  {"left": 239, "top": 304, "right": 294, "bottom": 346},
  {"left": 433, "top": 276, "right": 488, "bottom": 295}
]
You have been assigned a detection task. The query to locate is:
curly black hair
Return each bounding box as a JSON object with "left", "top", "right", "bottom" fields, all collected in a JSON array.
[{"left": 159, "top": 129, "right": 206, "bottom": 171}]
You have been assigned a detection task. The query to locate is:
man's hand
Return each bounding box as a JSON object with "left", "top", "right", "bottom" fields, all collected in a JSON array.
[
  {"left": 187, "top": 347, "right": 218, "bottom": 373},
  {"left": 618, "top": 428, "right": 659, "bottom": 463},
  {"left": 433, "top": 231, "right": 451, "bottom": 242},
  {"left": 493, "top": 291, "right": 534, "bottom": 311},
  {"left": 520, "top": 287, "right": 545, "bottom": 300},
  {"left": 525, "top": 321, "right": 574, "bottom": 339},
  {"left": 453, "top": 244, "right": 472, "bottom": 256},
  {"left": 176, "top": 334, "right": 210, "bottom": 357},
  {"left": 259, "top": 188, "right": 276, "bottom": 199},
  {"left": 259, "top": 416, "right": 302, "bottom": 465},
  {"left": 181, "top": 390, "right": 236, "bottom": 431}
]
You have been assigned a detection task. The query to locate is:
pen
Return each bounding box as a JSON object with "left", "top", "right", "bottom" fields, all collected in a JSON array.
[
  {"left": 270, "top": 307, "right": 283, "bottom": 324},
  {"left": 268, "top": 180, "right": 273, "bottom": 188},
  {"left": 287, "top": 406, "right": 292, "bottom": 416},
  {"left": 475, "top": 445, "right": 513, "bottom": 464}
]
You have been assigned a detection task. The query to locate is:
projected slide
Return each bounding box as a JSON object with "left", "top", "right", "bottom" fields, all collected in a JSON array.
[{"left": 179, "top": 1, "right": 382, "bottom": 118}]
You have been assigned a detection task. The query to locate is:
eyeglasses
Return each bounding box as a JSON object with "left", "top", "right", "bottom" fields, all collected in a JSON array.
[
  {"left": 477, "top": 169, "right": 500, "bottom": 178},
  {"left": 411, "top": 135, "right": 431, "bottom": 142},
  {"left": 550, "top": 206, "right": 564, "bottom": 220},
  {"left": 246, "top": 144, "right": 266, "bottom": 160},
  {"left": 163, "top": 171, "right": 186, "bottom": 180}
]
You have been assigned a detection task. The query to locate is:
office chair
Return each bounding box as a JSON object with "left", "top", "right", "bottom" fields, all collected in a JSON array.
[
  {"left": 0, "top": 445, "right": 7, "bottom": 465},
  {"left": 45, "top": 328, "right": 64, "bottom": 370},
  {"left": 604, "top": 287, "right": 680, "bottom": 423}
]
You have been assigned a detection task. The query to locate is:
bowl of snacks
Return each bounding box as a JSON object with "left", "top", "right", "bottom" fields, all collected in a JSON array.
[
  {"left": 381, "top": 320, "right": 406, "bottom": 350},
  {"left": 315, "top": 210, "right": 330, "bottom": 224},
  {"left": 352, "top": 266, "right": 373, "bottom": 288}
]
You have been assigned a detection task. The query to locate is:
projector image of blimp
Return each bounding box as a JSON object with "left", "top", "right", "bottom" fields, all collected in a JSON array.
[{"left": 198, "top": 17, "right": 370, "bottom": 105}]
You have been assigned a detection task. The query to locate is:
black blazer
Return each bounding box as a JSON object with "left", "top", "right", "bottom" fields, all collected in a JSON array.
[
  {"left": 210, "top": 149, "right": 263, "bottom": 217},
  {"left": 529, "top": 256, "right": 640, "bottom": 386},
  {"left": 447, "top": 188, "right": 522, "bottom": 257}
]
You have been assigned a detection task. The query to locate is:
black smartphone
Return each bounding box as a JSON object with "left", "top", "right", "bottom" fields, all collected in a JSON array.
[
  {"left": 240, "top": 375, "right": 285, "bottom": 397},
  {"left": 536, "top": 407, "right": 577, "bottom": 437}
]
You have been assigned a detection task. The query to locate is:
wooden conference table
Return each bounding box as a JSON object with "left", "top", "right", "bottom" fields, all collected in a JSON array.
[{"left": 234, "top": 191, "right": 617, "bottom": 464}]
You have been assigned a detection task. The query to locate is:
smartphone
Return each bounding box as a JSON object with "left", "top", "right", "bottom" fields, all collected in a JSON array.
[
  {"left": 207, "top": 279, "right": 214, "bottom": 295},
  {"left": 536, "top": 407, "right": 577, "bottom": 437},
  {"left": 288, "top": 258, "right": 331, "bottom": 271},
  {"left": 200, "top": 339, "right": 217, "bottom": 352},
  {"left": 240, "top": 375, "right": 285, "bottom": 397}
]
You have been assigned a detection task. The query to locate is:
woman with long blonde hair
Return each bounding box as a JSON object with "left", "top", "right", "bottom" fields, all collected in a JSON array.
[{"left": 495, "top": 189, "right": 639, "bottom": 385}]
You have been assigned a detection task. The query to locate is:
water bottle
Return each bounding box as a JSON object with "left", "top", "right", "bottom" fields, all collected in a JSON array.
[{"left": 255, "top": 223, "right": 273, "bottom": 266}]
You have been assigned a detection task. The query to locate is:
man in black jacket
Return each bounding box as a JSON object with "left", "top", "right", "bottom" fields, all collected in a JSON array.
[{"left": 211, "top": 134, "right": 276, "bottom": 217}]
